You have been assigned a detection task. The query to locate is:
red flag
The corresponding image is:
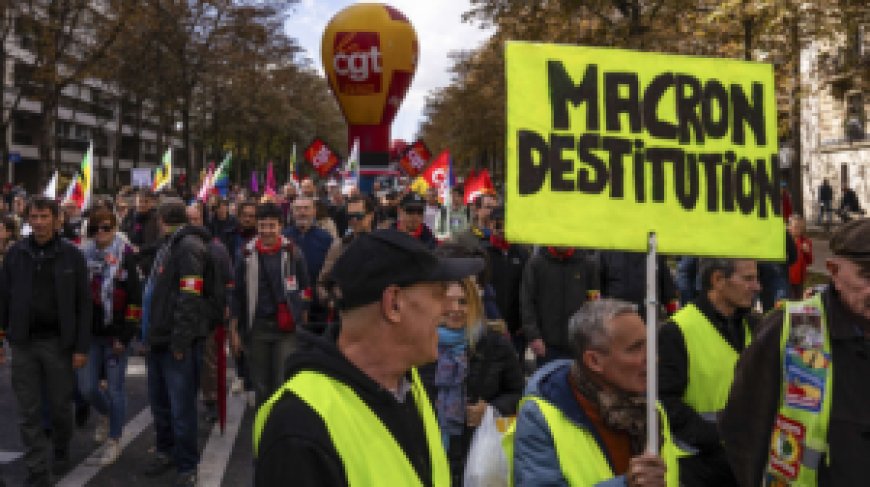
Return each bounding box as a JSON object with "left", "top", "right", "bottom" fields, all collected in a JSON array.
[
  {"left": 464, "top": 168, "right": 494, "bottom": 204},
  {"left": 398, "top": 140, "right": 431, "bottom": 177},
  {"left": 303, "top": 138, "right": 340, "bottom": 177},
  {"left": 421, "top": 150, "right": 450, "bottom": 191}
]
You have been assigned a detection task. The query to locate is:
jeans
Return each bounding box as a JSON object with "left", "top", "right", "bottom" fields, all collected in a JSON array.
[
  {"left": 245, "top": 319, "right": 297, "bottom": 406},
  {"left": 77, "top": 337, "right": 129, "bottom": 439},
  {"left": 147, "top": 340, "right": 202, "bottom": 474},
  {"left": 10, "top": 338, "right": 74, "bottom": 480}
]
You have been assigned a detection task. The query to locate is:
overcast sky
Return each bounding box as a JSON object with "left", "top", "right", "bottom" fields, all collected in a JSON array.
[{"left": 284, "top": 0, "right": 494, "bottom": 143}]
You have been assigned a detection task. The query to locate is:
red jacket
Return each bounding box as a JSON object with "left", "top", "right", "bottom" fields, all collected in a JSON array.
[{"left": 788, "top": 235, "right": 813, "bottom": 285}]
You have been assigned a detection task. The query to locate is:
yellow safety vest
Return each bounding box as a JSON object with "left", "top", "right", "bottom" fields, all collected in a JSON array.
[
  {"left": 253, "top": 368, "right": 450, "bottom": 487},
  {"left": 764, "top": 294, "right": 833, "bottom": 486},
  {"left": 503, "top": 396, "right": 680, "bottom": 487},
  {"left": 672, "top": 303, "right": 751, "bottom": 420}
]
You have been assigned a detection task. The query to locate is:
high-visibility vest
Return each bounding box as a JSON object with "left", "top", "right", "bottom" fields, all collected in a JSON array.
[
  {"left": 671, "top": 303, "right": 751, "bottom": 421},
  {"left": 503, "top": 396, "right": 680, "bottom": 487},
  {"left": 253, "top": 368, "right": 450, "bottom": 487},
  {"left": 764, "top": 294, "right": 833, "bottom": 486}
]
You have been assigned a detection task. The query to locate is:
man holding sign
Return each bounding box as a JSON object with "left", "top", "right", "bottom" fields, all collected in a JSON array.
[{"left": 504, "top": 40, "right": 784, "bottom": 487}]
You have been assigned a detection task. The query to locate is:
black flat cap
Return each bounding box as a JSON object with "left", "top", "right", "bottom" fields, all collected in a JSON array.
[
  {"left": 830, "top": 219, "right": 870, "bottom": 262},
  {"left": 400, "top": 192, "right": 426, "bottom": 210},
  {"left": 329, "top": 229, "right": 484, "bottom": 310}
]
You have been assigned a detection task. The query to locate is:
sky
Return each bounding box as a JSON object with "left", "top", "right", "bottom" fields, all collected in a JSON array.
[{"left": 284, "top": 0, "right": 494, "bottom": 143}]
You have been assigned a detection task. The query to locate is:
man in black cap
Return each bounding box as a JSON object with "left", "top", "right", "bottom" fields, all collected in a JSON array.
[
  {"left": 253, "top": 229, "right": 483, "bottom": 486},
  {"left": 396, "top": 192, "right": 437, "bottom": 249},
  {"left": 721, "top": 218, "right": 870, "bottom": 486}
]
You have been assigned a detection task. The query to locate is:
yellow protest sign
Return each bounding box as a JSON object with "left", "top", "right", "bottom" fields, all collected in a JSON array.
[{"left": 505, "top": 42, "right": 785, "bottom": 259}]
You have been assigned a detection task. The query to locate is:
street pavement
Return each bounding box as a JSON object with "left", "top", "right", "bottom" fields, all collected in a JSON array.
[{"left": 0, "top": 354, "right": 254, "bottom": 487}]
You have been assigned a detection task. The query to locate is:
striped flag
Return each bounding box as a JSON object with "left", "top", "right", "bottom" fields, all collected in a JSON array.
[
  {"left": 79, "top": 142, "right": 93, "bottom": 210},
  {"left": 152, "top": 148, "right": 172, "bottom": 191}
]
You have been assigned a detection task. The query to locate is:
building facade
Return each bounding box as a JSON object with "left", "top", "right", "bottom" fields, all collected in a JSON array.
[{"left": 800, "top": 26, "right": 870, "bottom": 221}]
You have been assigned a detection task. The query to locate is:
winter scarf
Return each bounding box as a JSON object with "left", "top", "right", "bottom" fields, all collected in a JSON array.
[
  {"left": 434, "top": 325, "right": 469, "bottom": 450},
  {"left": 571, "top": 363, "right": 648, "bottom": 454},
  {"left": 82, "top": 235, "right": 127, "bottom": 327}
]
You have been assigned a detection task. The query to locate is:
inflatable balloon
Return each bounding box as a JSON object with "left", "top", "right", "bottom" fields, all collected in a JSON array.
[{"left": 322, "top": 3, "right": 418, "bottom": 170}]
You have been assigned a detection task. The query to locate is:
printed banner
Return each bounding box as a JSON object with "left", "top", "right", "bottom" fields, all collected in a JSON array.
[
  {"left": 398, "top": 139, "right": 431, "bottom": 177},
  {"left": 505, "top": 42, "right": 784, "bottom": 258},
  {"left": 304, "top": 138, "right": 341, "bottom": 177}
]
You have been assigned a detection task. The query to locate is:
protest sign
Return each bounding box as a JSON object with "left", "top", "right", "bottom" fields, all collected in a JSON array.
[{"left": 505, "top": 42, "right": 784, "bottom": 259}]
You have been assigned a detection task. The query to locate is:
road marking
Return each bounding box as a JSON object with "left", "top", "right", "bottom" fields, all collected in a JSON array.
[
  {"left": 56, "top": 407, "right": 153, "bottom": 487},
  {"left": 0, "top": 451, "right": 23, "bottom": 463},
  {"left": 198, "top": 393, "right": 247, "bottom": 487}
]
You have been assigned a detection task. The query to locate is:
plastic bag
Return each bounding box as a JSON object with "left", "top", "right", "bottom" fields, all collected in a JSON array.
[{"left": 463, "top": 405, "right": 509, "bottom": 487}]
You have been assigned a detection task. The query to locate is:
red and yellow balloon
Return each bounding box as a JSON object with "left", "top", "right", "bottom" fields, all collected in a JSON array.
[{"left": 321, "top": 3, "right": 418, "bottom": 168}]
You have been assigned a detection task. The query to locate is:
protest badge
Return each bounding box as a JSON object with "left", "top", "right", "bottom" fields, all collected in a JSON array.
[{"left": 505, "top": 42, "right": 784, "bottom": 258}]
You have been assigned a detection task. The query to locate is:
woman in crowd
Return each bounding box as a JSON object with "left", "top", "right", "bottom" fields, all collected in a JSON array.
[
  {"left": 420, "top": 270, "right": 525, "bottom": 485},
  {"left": 78, "top": 208, "right": 142, "bottom": 464}
]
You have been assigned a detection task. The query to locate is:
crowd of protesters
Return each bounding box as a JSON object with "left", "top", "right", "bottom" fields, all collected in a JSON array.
[{"left": 0, "top": 172, "right": 860, "bottom": 487}]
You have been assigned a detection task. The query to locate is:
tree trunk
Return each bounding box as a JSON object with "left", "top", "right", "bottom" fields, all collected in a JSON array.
[{"left": 112, "top": 94, "right": 124, "bottom": 188}]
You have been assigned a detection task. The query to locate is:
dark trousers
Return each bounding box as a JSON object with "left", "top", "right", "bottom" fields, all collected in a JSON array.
[
  {"left": 245, "top": 320, "right": 297, "bottom": 406},
  {"left": 10, "top": 338, "right": 74, "bottom": 481},
  {"left": 147, "top": 341, "right": 202, "bottom": 474},
  {"left": 679, "top": 448, "right": 738, "bottom": 487}
]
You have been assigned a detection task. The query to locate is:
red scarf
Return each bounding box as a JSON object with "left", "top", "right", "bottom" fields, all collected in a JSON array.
[
  {"left": 547, "top": 247, "right": 575, "bottom": 259},
  {"left": 410, "top": 224, "right": 424, "bottom": 239},
  {"left": 490, "top": 234, "right": 510, "bottom": 252},
  {"left": 256, "top": 238, "right": 282, "bottom": 255}
]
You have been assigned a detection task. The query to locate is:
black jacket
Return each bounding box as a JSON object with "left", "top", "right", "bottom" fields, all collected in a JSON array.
[
  {"left": 0, "top": 235, "right": 91, "bottom": 354},
  {"left": 419, "top": 327, "right": 525, "bottom": 417},
  {"left": 658, "top": 294, "right": 759, "bottom": 452},
  {"left": 721, "top": 286, "right": 870, "bottom": 487},
  {"left": 255, "top": 327, "right": 434, "bottom": 487},
  {"left": 486, "top": 243, "right": 530, "bottom": 334},
  {"left": 87, "top": 242, "right": 142, "bottom": 345},
  {"left": 208, "top": 215, "right": 240, "bottom": 263},
  {"left": 599, "top": 250, "right": 677, "bottom": 314},
  {"left": 146, "top": 225, "right": 211, "bottom": 354},
  {"left": 520, "top": 249, "right": 600, "bottom": 354}
]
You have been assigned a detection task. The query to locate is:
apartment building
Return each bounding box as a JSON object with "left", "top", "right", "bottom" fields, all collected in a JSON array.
[{"left": 800, "top": 25, "right": 870, "bottom": 218}]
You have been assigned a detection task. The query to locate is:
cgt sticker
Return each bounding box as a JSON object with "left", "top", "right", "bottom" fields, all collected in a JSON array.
[{"left": 769, "top": 415, "right": 805, "bottom": 480}]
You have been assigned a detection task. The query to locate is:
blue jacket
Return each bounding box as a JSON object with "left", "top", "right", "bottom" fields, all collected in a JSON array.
[
  {"left": 513, "top": 360, "right": 627, "bottom": 487},
  {"left": 283, "top": 225, "right": 333, "bottom": 291}
]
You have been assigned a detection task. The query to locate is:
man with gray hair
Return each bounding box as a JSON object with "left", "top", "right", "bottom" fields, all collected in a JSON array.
[
  {"left": 658, "top": 258, "right": 761, "bottom": 486},
  {"left": 508, "top": 299, "right": 678, "bottom": 487}
]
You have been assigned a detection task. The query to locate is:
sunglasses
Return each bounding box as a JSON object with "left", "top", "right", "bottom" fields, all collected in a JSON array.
[
  {"left": 347, "top": 212, "right": 368, "bottom": 220},
  {"left": 403, "top": 207, "right": 424, "bottom": 215}
]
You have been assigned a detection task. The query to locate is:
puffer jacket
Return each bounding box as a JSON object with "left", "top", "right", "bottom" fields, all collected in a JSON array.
[
  {"left": 146, "top": 225, "right": 211, "bottom": 354},
  {"left": 512, "top": 360, "right": 628, "bottom": 487},
  {"left": 520, "top": 249, "right": 600, "bottom": 354}
]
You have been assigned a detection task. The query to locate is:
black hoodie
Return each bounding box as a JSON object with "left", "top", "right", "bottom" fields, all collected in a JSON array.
[{"left": 255, "top": 327, "right": 434, "bottom": 487}]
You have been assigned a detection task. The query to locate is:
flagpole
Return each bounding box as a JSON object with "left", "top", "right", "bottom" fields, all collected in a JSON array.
[{"left": 646, "top": 232, "right": 659, "bottom": 455}]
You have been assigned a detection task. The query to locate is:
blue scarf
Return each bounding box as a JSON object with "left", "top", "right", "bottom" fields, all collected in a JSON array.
[{"left": 435, "top": 325, "right": 468, "bottom": 451}]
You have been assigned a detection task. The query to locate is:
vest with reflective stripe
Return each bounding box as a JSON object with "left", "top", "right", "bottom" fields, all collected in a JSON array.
[
  {"left": 672, "top": 303, "right": 751, "bottom": 418},
  {"left": 503, "top": 397, "right": 680, "bottom": 487},
  {"left": 253, "top": 368, "right": 450, "bottom": 487},
  {"left": 764, "top": 294, "right": 833, "bottom": 486}
]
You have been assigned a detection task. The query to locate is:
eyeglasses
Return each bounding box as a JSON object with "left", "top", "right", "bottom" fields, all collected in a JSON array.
[
  {"left": 347, "top": 212, "right": 368, "bottom": 220},
  {"left": 96, "top": 224, "right": 113, "bottom": 232}
]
